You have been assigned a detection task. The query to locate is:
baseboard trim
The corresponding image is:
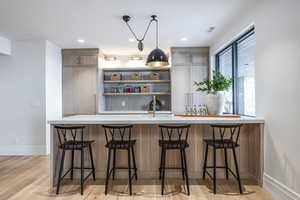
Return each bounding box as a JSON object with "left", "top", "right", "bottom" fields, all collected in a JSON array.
[
  {"left": 264, "top": 173, "right": 300, "bottom": 200},
  {"left": 0, "top": 145, "right": 47, "bottom": 155}
]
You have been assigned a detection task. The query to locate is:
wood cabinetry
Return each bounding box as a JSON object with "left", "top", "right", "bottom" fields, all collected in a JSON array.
[
  {"left": 62, "top": 49, "right": 98, "bottom": 66},
  {"left": 62, "top": 55, "right": 98, "bottom": 66},
  {"left": 62, "top": 49, "right": 99, "bottom": 116},
  {"left": 171, "top": 47, "right": 209, "bottom": 113}
]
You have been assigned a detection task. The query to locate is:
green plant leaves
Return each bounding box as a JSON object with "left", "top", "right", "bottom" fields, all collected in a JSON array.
[{"left": 194, "top": 70, "right": 232, "bottom": 92}]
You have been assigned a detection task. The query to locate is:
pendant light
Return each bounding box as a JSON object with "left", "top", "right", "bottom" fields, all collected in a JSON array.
[
  {"left": 122, "top": 15, "right": 169, "bottom": 67},
  {"left": 146, "top": 16, "right": 169, "bottom": 67}
]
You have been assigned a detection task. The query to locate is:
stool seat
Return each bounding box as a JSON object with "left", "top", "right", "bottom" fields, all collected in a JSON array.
[
  {"left": 60, "top": 140, "right": 95, "bottom": 150},
  {"left": 55, "top": 125, "right": 96, "bottom": 195},
  {"left": 204, "top": 139, "right": 239, "bottom": 149},
  {"left": 159, "top": 124, "right": 191, "bottom": 195},
  {"left": 159, "top": 140, "right": 189, "bottom": 149},
  {"left": 103, "top": 125, "right": 137, "bottom": 195},
  {"left": 202, "top": 124, "right": 243, "bottom": 194},
  {"left": 105, "top": 140, "right": 136, "bottom": 149}
]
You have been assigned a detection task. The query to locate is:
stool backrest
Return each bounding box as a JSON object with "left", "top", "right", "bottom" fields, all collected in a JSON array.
[
  {"left": 102, "top": 125, "right": 133, "bottom": 143},
  {"left": 54, "top": 125, "right": 85, "bottom": 145},
  {"left": 210, "top": 124, "right": 242, "bottom": 143},
  {"left": 159, "top": 124, "right": 191, "bottom": 142}
]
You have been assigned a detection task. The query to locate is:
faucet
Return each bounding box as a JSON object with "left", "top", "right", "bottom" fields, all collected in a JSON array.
[{"left": 149, "top": 95, "right": 156, "bottom": 117}]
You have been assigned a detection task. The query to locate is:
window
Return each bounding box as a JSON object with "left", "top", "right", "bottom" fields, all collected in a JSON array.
[
  {"left": 218, "top": 47, "right": 233, "bottom": 113},
  {"left": 216, "top": 28, "right": 255, "bottom": 116}
]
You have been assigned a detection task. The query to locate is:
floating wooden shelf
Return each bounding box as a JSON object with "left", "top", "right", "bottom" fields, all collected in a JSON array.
[
  {"left": 103, "top": 92, "right": 171, "bottom": 96},
  {"left": 102, "top": 67, "right": 171, "bottom": 72},
  {"left": 104, "top": 80, "right": 171, "bottom": 84}
]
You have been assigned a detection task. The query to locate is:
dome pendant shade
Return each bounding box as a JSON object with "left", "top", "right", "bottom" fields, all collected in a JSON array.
[{"left": 146, "top": 48, "right": 169, "bottom": 67}]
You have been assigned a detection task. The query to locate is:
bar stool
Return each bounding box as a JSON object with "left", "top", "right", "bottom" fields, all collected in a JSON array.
[
  {"left": 202, "top": 124, "right": 243, "bottom": 194},
  {"left": 158, "top": 124, "right": 191, "bottom": 195},
  {"left": 55, "top": 125, "right": 96, "bottom": 195},
  {"left": 103, "top": 125, "right": 137, "bottom": 195}
]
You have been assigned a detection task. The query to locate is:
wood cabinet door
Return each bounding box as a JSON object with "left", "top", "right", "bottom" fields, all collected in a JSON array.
[
  {"left": 80, "top": 55, "right": 98, "bottom": 65},
  {"left": 63, "top": 66, "right": 97, "bottom": 115},
  {"left": 63, "top": 55, "right": 98, "bottom": 66},
  {"left": 62, "top": 55, "right": 81, "bottom": 66}
]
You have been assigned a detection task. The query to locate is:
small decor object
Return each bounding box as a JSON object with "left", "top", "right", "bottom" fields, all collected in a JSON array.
[
  {"left": 125, "top": 86, "right": 134, "bottom": 93},
  {"left": 116, "top": 87, "right": 124, "bottom": 93},
  {"left": 110, "top": 73, "right": 121, "bottom": 80},
  {"left": 131, "top": 72, "right": 142, "bottom": 80},
  {"left": 134, "top": 87, "right": 141, "bottom": 93},
  {"left": 150, "top": 72, "right": 160, "bottom": 80},
  {"left": 149, "top": 99, "right": 162, "bottom": 111},
  {"left": 184, "top": 93, "right": 194, "bottom": 115},
  {"left": 140, "top": 86, "right": 150, "bottom": 93},
  {"left": 194, "top": 70, "right": 232, "bottom": 115}
]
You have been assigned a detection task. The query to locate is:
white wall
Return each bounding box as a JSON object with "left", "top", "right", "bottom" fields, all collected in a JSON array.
[
  {"left": 0, "top": 36, "right": 11, "bottom": 55},
  {"left": 45, "top": 41, "right": 62, "bottom": 154},
  {"left": 0, "top": 40, "right": 46, "bottom": 155},
  {"left": 0, "top": 40, "right": 62, "bottom": 155},
  {"left": 210, "top": 1, "right": 300, "bottom": 199}
]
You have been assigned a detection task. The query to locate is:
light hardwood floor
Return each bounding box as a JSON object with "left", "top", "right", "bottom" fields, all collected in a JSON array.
[{"left": 0, "top": 156, "right": 276, "bottom": 200}]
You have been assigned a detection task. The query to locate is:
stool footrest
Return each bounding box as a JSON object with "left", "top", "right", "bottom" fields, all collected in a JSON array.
[
  {"left": 108, "top": 168, "right": 137, "bottom": 180},
  {"left": 204, "top": 166, "right": 238, "bottom": 180},
  {"left": 60, "top": 167, "right": 95, "bottom": 181}
]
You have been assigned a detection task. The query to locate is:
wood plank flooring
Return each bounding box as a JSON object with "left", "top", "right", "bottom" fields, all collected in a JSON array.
[{"left": 0, "top": 156, "right": 276, "bottom": 200}]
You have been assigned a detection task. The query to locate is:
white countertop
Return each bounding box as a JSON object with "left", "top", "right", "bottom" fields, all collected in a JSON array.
[{"left": 48, "top": 114, "right": 264, "bottom": 125}]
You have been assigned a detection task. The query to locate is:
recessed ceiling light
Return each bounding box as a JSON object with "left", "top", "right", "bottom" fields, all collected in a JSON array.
[
  {"left": 77, "top": 39, "right": 85, "bottom": 43},
  {"left": 180, "top": 37, "right": 188, "bottom": 41},
  {"left": 128, "top": 38, "right": 135, "bottom": 42}
]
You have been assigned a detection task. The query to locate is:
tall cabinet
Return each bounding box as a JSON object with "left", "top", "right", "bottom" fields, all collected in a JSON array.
[
  {"left": 62, "top": 49, "right": 98, "bottom": 116},
  {"left": 171, "top": 47, "right": 209, "bottom": 113}
]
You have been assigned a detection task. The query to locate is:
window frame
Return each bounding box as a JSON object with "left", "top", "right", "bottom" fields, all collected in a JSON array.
[{"left": 215, "top": 27, "right": 255, "bottom": 116}]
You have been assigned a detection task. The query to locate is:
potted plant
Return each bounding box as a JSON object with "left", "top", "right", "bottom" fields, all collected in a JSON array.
[{"left": 194, "top": 70, "right": 232, "bottom": 115}]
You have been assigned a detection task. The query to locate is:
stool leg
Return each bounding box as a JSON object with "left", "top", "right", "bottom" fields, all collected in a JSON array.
[
  {"left": 232, "top": 148, "right": 243, "bottom": 194},
  {"left": 127, "top": 148, "right": 132, "bottom": 195},
  {"left": 183, "top": 149, "right": 190, "bottom": 196},
  {"left": 56, "top": 149, "right": 65, "bottom": 195},
  {"left": 105, "top": 149, "right": 112, "bottom": 195},
  {"left": 70, "top": 149, "right": 74, "bottom": 180},
  {"left": 180, "top": 149, "right": 185, "bottom": 180},
  {"left": 224, "top": 148, "right": 229, "bottom": 180},
  {"left": 161, "top": 148, "right": 166, "bottom": 195},
  {"left": 159, "top": 148, "right": 163, "bottom": 180},
  {"left": 213, "top": 146, "right": 217, "bottom": 194},
  {"left": 89, "top": 144, "right": 96, "bottom": 181},
  {"left": 131, "top": 146, "right": 138, "bottom": 180},
  {"left": 202, "top": 144, "right": 208, "bottom": 180},
  {"left": 112, "top": 149, "right": 116, "bottom": 180},
  {"left": 80, "top": 149, "right": 84, "bottom": 195}
]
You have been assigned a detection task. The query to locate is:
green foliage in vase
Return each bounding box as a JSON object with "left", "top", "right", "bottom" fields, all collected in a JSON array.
[{"left": 194, "top": 70, "right": 233, "bottom": 92}]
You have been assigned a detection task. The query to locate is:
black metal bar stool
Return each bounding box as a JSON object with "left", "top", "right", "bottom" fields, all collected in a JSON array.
[
  {"left": 55, "top": 125, "right": 96, "bottom": 195},
  {"left": 103, "top": 125, "right": 137, "bottom": 195},
  {"left": 158, "top": 124, "right": 191, "bottom": 195},
  {"left": 202, "top": 124, "right": 243, "bottom": 194}
]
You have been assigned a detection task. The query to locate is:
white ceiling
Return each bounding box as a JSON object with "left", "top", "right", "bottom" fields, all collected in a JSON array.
[{"left": 0, "top": 0, "right": 257, "bottom": 55}]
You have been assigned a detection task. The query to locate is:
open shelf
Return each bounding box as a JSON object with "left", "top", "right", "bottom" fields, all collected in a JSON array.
[
  {"left": 104, "top": 80, "right": 170, "bottom": 84},
  {"left": 103, "top": 92, "right": 171, "bottom": 96},
  {"left": 102, "top": 67, "right": 171, "bottom": 72},
  {"left": 100, "top": 67, "right": 171, "bottom": 113}
]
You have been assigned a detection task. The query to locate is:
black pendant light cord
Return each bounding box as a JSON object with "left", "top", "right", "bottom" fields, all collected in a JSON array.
[
  {"left": 123, "top": 15, "right": 158, "bottom": 51},
  {"left": 155, "top": 17, "right": 158, "bottom": 48}
]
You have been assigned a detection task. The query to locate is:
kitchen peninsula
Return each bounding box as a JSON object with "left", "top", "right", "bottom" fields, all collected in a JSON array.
[{"left": 49, "top": 114, "right": 264, "bottom": 188}]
